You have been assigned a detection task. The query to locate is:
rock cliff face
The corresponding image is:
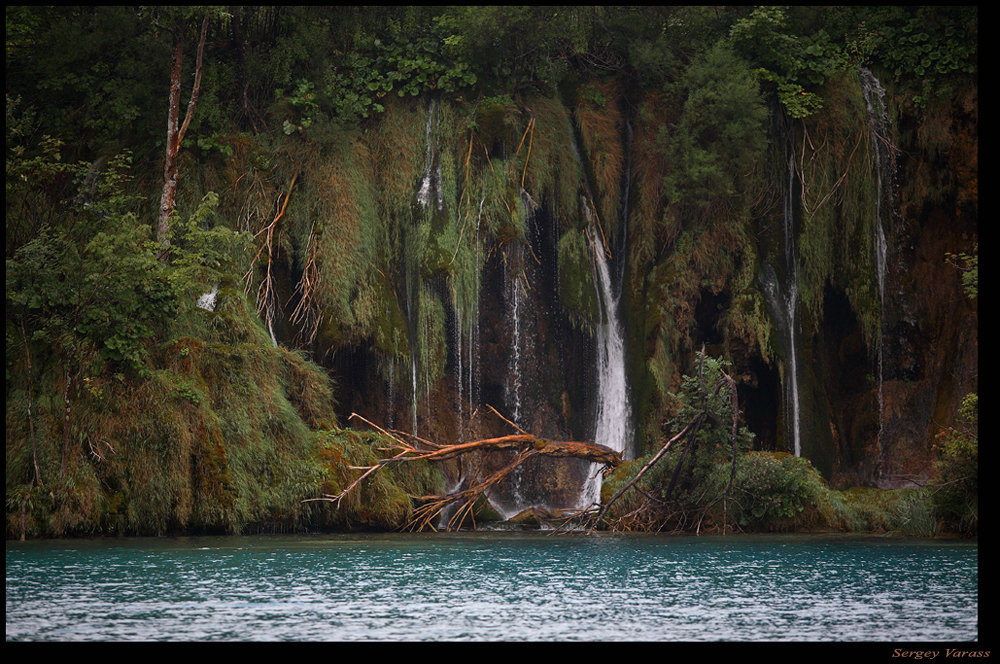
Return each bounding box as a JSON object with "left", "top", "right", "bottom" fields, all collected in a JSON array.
[{"left": 308, "top": 68, "right": 975, "bottom": 507}]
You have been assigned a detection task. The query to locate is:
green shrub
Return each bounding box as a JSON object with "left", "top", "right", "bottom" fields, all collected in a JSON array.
[
  {"left": 930, "top": 393, "right": 978, "bottom": 535},
  {"left": 727, "top": 451, "right": 827, "bottom": 531},
  {"left": 309, "top": 429, "right": 444, "bottom": 530}
]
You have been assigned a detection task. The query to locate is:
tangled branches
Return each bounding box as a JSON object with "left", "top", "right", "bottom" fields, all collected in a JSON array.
[
  {"left": 310, "top": 351, "right": 744, "bottom": 535},
  {"left": 305, "top": 411, "right": 622, "bottom": 532}
]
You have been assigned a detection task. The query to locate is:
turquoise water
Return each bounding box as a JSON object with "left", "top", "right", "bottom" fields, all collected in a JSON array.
[{"left": 6, "top": 532, "right": 978, "bottom": 642}]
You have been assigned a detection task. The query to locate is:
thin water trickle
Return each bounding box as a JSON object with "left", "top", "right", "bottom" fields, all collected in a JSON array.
[
  {"left": 760, "top": 143, "right": 802, "bottom": 458},
  {"left": 860, "top": 66, "right": 896, "bottom": 479},
  {"left": 417, "top": 98, "right": 443, "bottom": 210},
  {"left": 453, "top": 288, "right": 464, "bottom": 444},
  {"left": 506, "top": 245, "right": 524, "bottom": 428},
  {"left": 410, "top": 346, "right": 419, "bottom": 436},
  {"left": 386, "top": 355, "right": 395, "bottom": 430},
  {"left": 784, "top": 148, "right": 801, "bottom": 458}
]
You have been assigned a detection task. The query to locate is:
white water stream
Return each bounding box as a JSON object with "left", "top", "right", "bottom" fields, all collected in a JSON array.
[
  {"left": 580, "top": 198, "right": 632, "bottom": 508},
  {"left": 860, "top": 66, "right": 894, "bottom": 476},
  {"left": 783, "top": 149, "right": 801, "bottom": 457}
]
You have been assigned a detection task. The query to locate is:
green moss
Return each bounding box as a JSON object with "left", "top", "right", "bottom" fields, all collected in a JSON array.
[
  {"left": 309, "top": 428, "right": 444, "bottom": 530},
  {"left": 4, "top": 281, "right": 344, "bottom": 537},
  {"left": 556, "top": 228, "right": 599, "bottom": 330},
  {"left": 415, "top": 284, "right": 448, "bottom": 399},
  {"left": 521, "top": 93, "right": 583, "bottom": 226},
  {"left": 371, "top": 271, "right": 411, "bottom": 363},
  {"left": 575, "top": 79, "right": 625, "bottom": 242},
  {"left": 794, "top": 70, "right": 882, "bottom": 345}
]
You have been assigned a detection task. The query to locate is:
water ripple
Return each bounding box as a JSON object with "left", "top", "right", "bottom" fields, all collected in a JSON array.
[{"left": 6, "top": 533, "right": 977, "bottom": 642}]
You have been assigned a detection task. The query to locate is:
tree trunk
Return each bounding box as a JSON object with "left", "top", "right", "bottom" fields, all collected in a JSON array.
[
  {"left": 157, "top": 15, "right": 209, "bottom": 261},
  {"left": 305, "top": 413, "right": 623, "bottom": 531},
  {"left": 20, "top": 321, "right": 42, "bottom": 487}
]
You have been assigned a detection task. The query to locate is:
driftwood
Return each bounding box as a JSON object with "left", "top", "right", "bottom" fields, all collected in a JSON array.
[
  {"left": 304, "top": 411, "right": 623, "bottom": 531},
  {"left": 309, "top": 349, "right": 741, "bottom": 534}
]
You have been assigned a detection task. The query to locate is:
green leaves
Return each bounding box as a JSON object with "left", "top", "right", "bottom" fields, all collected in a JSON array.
[
  {"left": 727, "top": 7, "right": 851, "bottom": 118},
  {"left": 166, "top": 192, "right": 251, "bottom": 300},
  {"left": 295, "top": 18, "right": 478, "bottom": 127},
  {"left": 946, "top": 243, "right": 978, "bottom": 301},
  {"left": 662, "top": 44, "right": 767, "bottom": 205},
  {"left": 931, "top": 392, "right": 978, "bottom": 536}
]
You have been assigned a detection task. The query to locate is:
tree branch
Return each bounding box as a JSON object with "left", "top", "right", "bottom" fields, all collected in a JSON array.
[
  {"left": 176, "top": 15, "right": 210, "bottom": 149},
  {"left": 305, "top": 412, "right": 623, "bottom": 531}
]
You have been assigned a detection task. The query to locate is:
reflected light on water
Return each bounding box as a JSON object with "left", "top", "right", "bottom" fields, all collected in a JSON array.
[{"left": 6, "top": 533, "right": 978, "bottom": 642}]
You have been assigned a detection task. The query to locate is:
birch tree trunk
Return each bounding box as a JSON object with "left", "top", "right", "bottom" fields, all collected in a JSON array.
[{"left": 157, "top": 15, "right": 209, "bottom": 261}]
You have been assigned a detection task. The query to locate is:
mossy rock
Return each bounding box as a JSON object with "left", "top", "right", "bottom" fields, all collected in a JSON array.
[{"left": 557, "top": 228, "right": 599, "bottom": 329}]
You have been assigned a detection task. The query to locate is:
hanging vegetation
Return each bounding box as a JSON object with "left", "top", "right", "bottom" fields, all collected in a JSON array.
[{"left": 6, "top": 6, "right": 977, "bottom": 537}]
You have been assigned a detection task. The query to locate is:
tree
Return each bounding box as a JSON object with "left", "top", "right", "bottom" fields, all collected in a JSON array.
[
  {"left": 149, "top": 8, "right": 214, "bottom": 259},
  {"left": 7, "top": 151, "right": 177, "bottom": 480},
  {"left": 662, "top": 43, "right": 768, "bottom": 206},
  {"left": 588, "top": 351, "right": 754, "bottom": 533}
]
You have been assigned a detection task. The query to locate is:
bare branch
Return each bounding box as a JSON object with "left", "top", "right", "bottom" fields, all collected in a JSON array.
[{"left": 305, "top": 414, "right": 622, "bottom": 531}]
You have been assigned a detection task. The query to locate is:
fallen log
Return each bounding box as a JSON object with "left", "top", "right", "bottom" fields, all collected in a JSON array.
[
  {"left": 303, "top": 411, "right": 623, "bottom": 531},
  {"left": 308, "top": 347, "right": 743, "bottom": 535}
]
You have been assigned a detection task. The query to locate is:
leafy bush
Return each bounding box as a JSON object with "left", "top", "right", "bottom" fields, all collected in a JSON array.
[
  {"left": 727, "top": 451, "right": 827, "bottom": 531},
  {"left": 662, "top": 43, "right": 768, "bottom": 205},
  {"left": 599, "top": 353, "right": 757, "bottom": 531},
  {"left": 930, "top": 393, "right": 978, "bottom": 535}
]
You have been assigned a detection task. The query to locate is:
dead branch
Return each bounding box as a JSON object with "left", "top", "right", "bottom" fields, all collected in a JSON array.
[
  {"left": 305, "top": 411, "right": 623, "bottom": 531},
  {"left": 578, "top": 349, "right": 744, "bottom": 534},
  {"left": 244, "top": 171, "right": 298, "bottom": 345}
]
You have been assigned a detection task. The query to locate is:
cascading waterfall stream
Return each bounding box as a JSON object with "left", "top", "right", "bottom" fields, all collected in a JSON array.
[
  {"left": 581, "top": 198, "right": 632, "bottom": 508},
  {"left": 783, "top": 148, "right": 802, "bottom": 458},
  {"left": 860, "top": 66, "right": 894, "bottom": 478},
  {"left": 585, "top": 202, "right": 632, "bottom": 456},
  {"left": 762, "top": 143, "right": 802, "bottom": 458}
]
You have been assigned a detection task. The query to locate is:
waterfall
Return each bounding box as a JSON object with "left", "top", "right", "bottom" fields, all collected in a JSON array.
[
  {"left": 417, "top": 98, "right": 444, "bottom": 210},
  {"left": 783, "top": 148, "right": 802, "bottom": 458},
  {"left": 860, "top": 67, "right": 895, "bottom": 478},
  {"left": 585, "top": 200, "right": 632, "bottom": 460},
  {"left": 506, "top": 244, "right": 525, "bottom": 427},
  {"left": 762, "top": 144, "right": 802, "bottom": 457}
]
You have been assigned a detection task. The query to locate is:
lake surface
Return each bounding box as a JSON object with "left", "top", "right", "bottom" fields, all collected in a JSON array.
[{"left": 6, "top": 532, "right": 978, "bottom": 642}]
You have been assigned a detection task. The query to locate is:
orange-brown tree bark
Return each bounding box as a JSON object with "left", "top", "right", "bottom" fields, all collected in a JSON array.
[{"left": 305, "top": 413, "right": 623, "bottom": 531}]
